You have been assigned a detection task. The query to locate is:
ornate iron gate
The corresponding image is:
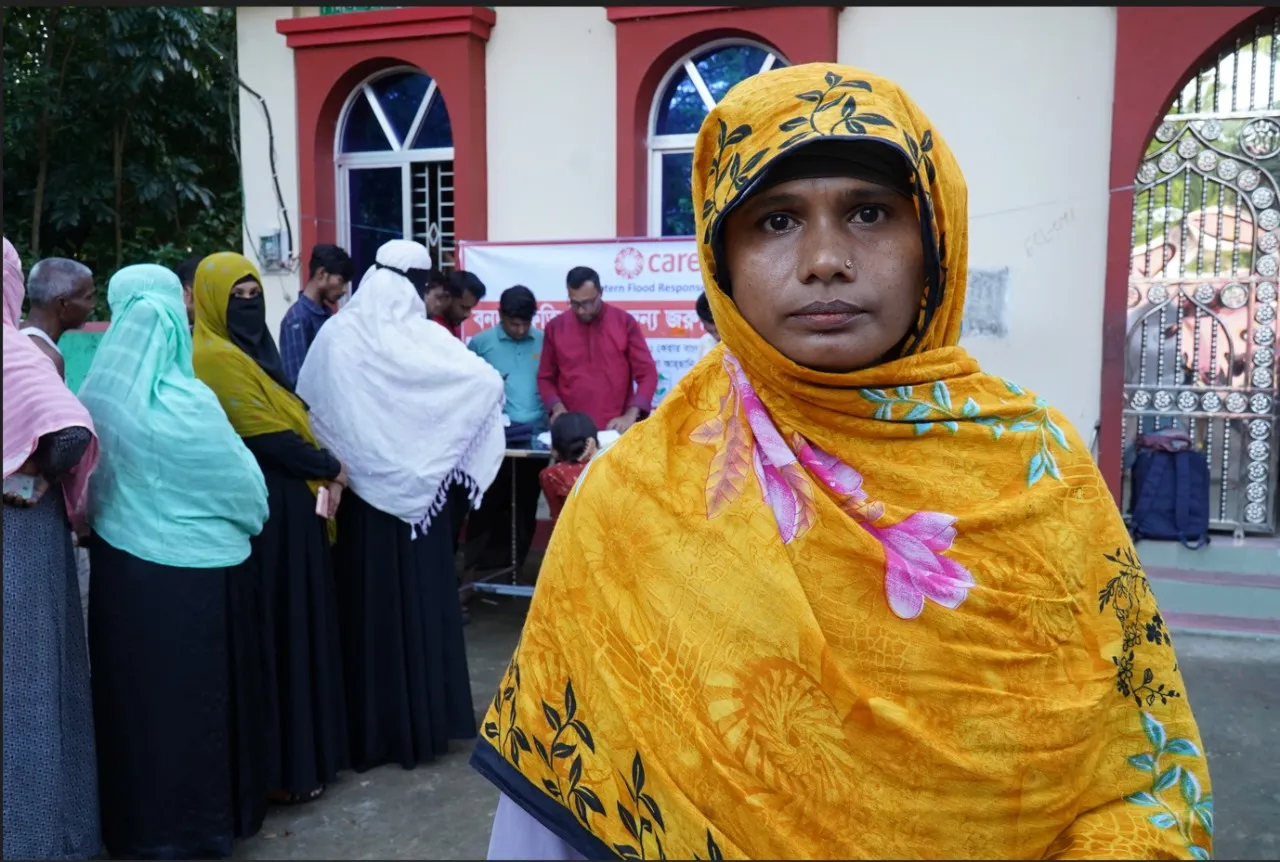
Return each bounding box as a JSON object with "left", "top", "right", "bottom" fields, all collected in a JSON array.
[{"left": 1124, "top": 17, "right": 1280, "bottom": 535}]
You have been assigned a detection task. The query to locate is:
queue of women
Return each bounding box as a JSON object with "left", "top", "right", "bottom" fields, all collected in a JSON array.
[
  {"left": 7, "top": 58, "right": 1219, "bottom": 862},
  {"left": 2, "top": 237, "right": 505, "bottom": 859}
]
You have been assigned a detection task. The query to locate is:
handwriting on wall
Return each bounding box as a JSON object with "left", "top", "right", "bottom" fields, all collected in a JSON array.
[
  {"left": 962, "top": 267, "right": 1010, "bottom": 340},
  {"left": 1024, "top": 208, "right": 1076, "bottom": 259}
]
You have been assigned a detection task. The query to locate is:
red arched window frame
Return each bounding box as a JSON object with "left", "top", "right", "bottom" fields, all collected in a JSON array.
[
  {"left": 609, "top": 5, "right": 840, "bottom": 238},
  {"left": 1098, "top": 6, "right": 1267, "bottom": 499},
  {"left": 276, "top": 7, "right": 494, "bottom": 280}
]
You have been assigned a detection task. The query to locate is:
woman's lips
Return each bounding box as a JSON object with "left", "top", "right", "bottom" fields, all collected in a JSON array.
[{"left": 791, "top": 310, "right": 865, "bottom": 331}]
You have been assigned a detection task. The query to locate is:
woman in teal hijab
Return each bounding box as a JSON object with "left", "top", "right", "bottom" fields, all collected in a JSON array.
[{"left": 77, "top": 263, "right": 270, "bottom": 858}]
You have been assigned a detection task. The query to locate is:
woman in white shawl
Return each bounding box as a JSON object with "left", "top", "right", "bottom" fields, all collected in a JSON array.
[{"left": 296, "top": 238, "right": 505, "bottom": 772}]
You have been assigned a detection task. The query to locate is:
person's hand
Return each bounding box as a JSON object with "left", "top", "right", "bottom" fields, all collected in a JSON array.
[
  {"left": 4, "top": 474, "right": 50, "bottom": 508},
  {"left": 548, "top": 403, "right": 567, "bottom": 423},
  {"left": 324, "top": 481, "right": 344, "bottom": 519},
  {"left": 606, "top": 408, "right": 640, "bottom": 434},
  {"left": 334, "top": 462, "right": 349, "bottom": 488}
]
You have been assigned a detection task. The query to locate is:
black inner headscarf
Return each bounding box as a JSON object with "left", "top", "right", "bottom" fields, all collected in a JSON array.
[
  {"left": 226, "top": 287, "right": 293, "bottom": 392},
  {"left": 711, "top": 138, "right": 943, "bottom": 358},
  {"left": 374, "top": 262, "right": 435, "bottom": 299},
  {"left": 758, "top": 138, "right": 916, "bottom": 196}
]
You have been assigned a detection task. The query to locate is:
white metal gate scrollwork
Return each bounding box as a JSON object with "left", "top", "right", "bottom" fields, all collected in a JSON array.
[{"left": 1124, "top": 17, "right": 1280, "bottom": 535}]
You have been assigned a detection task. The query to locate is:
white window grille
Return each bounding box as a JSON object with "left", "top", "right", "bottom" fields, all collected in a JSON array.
[
  {"left": 335, "top": 66, "right": 454, "bottom": 277},
  {"left": 412, "top": 161, "right": 455, "bottom": 271}
]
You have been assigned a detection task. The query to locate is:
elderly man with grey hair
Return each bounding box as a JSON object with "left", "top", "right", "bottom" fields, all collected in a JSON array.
[
  {"left": 20, "top": 257, "right": 98, "bottom": 633},
  {"left": 21, "top": 257, "right": 97, "bottom": 380}
]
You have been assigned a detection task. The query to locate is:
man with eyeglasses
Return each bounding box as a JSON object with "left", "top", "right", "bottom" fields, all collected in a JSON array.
[{"left": 537, "top": 265, "right": 658, "bottom": 434}]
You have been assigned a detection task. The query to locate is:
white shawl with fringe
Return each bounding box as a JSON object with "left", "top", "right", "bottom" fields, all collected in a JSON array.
[{"left": 296, "top": 239, "right": 506, "bottom": 536}]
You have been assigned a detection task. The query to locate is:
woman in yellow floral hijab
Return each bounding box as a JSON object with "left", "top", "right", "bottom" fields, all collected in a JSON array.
[{"left": 473, "top": 64, "right": 1211, "bottom": 861}]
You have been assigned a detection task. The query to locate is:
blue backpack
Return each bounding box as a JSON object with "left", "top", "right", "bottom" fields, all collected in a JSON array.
[{"left": 1127, "top": 426, "right": 1211, "bottom": 550}]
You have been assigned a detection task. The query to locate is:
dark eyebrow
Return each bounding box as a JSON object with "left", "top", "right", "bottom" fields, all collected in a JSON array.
[
  {"left": 744, "top": 181, "right": 909, "bottom": 213},
  {"left": 746, "top": 190, "right": 807, "bottom": 211}
]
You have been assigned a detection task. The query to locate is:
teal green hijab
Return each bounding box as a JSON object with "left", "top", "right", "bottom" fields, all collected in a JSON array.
[{"left": 78, "top": 264, "right": 269, "bottom": 568}]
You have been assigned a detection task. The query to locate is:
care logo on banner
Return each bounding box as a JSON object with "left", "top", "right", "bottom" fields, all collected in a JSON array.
[
  {"left": 457, "top": 238, "right": 709, "bottom": 405},
  {"left": 614, "top": 246, "right": 646, "bottom": 280}
]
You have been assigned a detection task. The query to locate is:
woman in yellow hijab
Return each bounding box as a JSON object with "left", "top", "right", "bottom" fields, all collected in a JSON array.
[
  {"left": 193, "top": 253, "right": 350, "bottom": 819},
  {"left": 472, "top": 64, "right": 1212, "bottom": 860}
]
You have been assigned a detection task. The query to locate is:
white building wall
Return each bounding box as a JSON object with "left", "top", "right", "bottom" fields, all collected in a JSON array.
[
  {"left": 235, "top": 6, "right": 311, "bottom": 338},
  {"left": 233, "top": 7, "right": 1118, "bottom": 432},
  {"left": 839, "top": 6, "right": 1117, "bottom": 436},
  {"left": 484, "top": 7, "right": 617, "bottom": 241}
]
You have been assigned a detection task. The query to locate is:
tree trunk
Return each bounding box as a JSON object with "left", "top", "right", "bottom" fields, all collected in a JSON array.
[
  {"left": 112, "top": 116, "right": 130, "bottom": 272},
  {"left": 31, "top": 121, "right": 50, "bottom": 258},
  {"left": 29, "top": 15, "right": 78, "bottom": 258},
  {"left": 28, "top": 11, "right": 59, "bottom": 255}
]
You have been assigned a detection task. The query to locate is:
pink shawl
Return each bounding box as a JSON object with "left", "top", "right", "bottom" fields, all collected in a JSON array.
[{"left": 2, "top": 238, "right": 98, "bottom": 530}]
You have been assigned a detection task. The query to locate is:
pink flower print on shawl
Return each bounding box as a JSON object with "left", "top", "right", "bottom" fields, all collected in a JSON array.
[
  {"left": 725, "top": 355, "right": 817, "bottom": 542},
  {"left": 866, "top": 513, "right": 977, "bottom": 619},
  {"left": 793, "top": 435, "right": 886, "bottom": 524},
  {"left": 691, "top": 350, "right": 976, "bottom": 620}
]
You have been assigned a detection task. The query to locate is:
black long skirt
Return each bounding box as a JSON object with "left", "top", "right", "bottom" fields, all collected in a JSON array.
[
  {"left": 252, "top": 468, "right": 349, "bottom": 795},
  {"left": 334, "top": 491, "right": 477, "bottom": 772},
  {"left": 88, "top": 539, "right": 259, "bottom": 859}
]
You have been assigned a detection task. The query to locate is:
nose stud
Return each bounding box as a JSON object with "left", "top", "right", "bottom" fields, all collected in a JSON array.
[{"left": 844, "top": 259, "right": 854, "bottom": 269}]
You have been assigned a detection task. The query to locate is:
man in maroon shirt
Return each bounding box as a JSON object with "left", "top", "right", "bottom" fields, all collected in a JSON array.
[
  {"left": 537, "top": 265, "right": 658, "bottom": 433},
  {"left": 427, "top": 269, "right": 486, "bottom": 339}
]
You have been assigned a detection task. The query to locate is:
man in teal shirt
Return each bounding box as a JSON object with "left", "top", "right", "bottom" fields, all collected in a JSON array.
[
  {"left": 464, "top": 285, "right": 546, "bottom": 576},
  {"left": 468, "top": 285, "right": 546, "bottom": 431}
]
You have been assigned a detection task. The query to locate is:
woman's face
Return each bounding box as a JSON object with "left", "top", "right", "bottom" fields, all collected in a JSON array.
[
  {"left": 226, "top": 276, "right": 267, "bottom": 338},
  {"left": 721, "top": 174, "right": 925, "bottom": 373},
  {"left": 231, "top": 277, "right": 262, "bottom": 300}
]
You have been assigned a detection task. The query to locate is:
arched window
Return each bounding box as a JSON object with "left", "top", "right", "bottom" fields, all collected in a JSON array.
[
  {"left": 647, "top": 40, "right": 789, "bottom": 237},
  {"left": 1123, "top": 17, "right": 1280, "bottom": 533},
  {"left": 336, "top": 67, "right": 455, "bottom": 280}
]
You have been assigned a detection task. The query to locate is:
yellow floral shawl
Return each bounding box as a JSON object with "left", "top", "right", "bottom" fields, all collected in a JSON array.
[
  {"left": 192, "top": 252, "right": 335, "bottom": 541},
  {"left": 472, "top": 64, "right": 1212, "bottom": 860}
]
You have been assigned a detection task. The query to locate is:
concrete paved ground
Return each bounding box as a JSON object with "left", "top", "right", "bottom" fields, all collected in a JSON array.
[{"left": 234, "top": 596, "right": 1280, "bottom": 861}]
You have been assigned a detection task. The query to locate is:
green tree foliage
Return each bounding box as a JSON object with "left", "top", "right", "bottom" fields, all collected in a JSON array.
[{"left": 2, "top": 6, "right": 243, "bottom": 319}]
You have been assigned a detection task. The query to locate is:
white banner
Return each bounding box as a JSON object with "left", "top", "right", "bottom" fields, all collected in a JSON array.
[
  {"left": 457, "top": 238, "right": 708, "bottom": 404},
  {"left": 458, "top": 238, "right": 702, "bottom": 302}
]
